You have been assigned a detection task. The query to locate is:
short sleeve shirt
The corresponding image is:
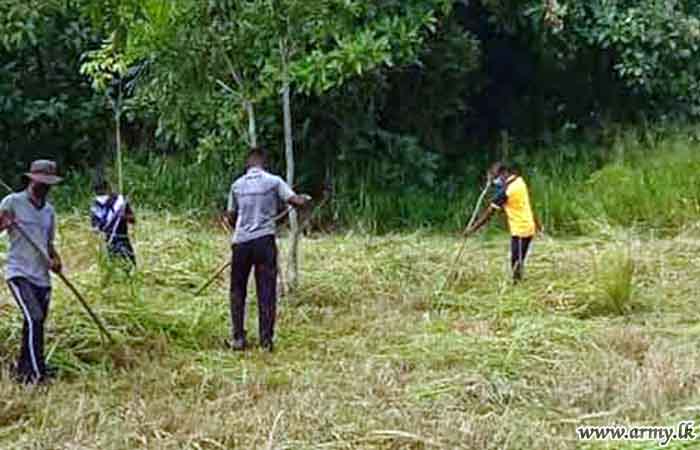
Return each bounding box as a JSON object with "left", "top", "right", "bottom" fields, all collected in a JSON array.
[
  {"left": 228, "top": 168, "right": 296, "bottom": 244},
  {"left": 491, "top": 175, "right": 536, "bottom": 238},
  {"left": 0, "top": 191, "right": 55, "bottom": 287},
  {"left": 90, "top": 194, "right": 132, "bottom": 241}
]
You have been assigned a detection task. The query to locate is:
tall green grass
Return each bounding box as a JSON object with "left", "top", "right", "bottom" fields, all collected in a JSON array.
[
  {"left": 530, "top": 131, "right": 700, "bottom": 234},
  {"left": 52, "top": 152, "right": 234, "bottom": 215},
  {"left": 337, "top": 128, "right": 700, "bottom": 234},
  {"left": 51, "top": 128, "right": 700, "bottom": 234},
  {"left": 583, "top": 246, "right": 638, "bottom": 317}
]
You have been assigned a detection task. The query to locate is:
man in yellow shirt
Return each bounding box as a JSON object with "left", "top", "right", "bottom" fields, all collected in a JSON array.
[{"left": 467, "top": 162, "right": 540, "bottom": 282}]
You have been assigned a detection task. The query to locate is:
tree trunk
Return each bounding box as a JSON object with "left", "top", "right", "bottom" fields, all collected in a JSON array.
[
  {"left": 247, "top": 98, "right": 285, "bottom": 295},
  {"left": 245, "top": 100, "right": 258, "bottom": 147},
  {"left": 283, "top": 76, "right": 300, "bottom": 291},
  {"left": 115, "top": 97, "right": 123, "bottom": 194}
]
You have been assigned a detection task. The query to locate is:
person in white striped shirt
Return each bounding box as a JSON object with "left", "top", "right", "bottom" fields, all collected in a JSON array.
[{"left": 90, "top": 180, "right": 136, "bottom": 266}]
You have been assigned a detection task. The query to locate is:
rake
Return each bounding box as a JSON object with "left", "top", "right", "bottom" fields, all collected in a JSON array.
[
  {"left": 0, "top": 179, "right": 115, "bottom": 344},
  {"left": 441, "top": 180, "right": 491, "bottom": 289}
]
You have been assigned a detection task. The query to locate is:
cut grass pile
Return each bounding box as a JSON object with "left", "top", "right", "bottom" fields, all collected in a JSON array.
[{"left": 0, "top": 213, "right": 699, "bottom": 449}]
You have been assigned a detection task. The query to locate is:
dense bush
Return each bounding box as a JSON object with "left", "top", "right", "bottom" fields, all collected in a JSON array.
[{"left": 4, "top": 0, "right": 700, "bottom": 235}]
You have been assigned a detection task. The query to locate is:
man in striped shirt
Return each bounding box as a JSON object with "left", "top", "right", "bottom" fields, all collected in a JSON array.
[{"left": 90, "top": 180, "right": 136, "bottom": 265}]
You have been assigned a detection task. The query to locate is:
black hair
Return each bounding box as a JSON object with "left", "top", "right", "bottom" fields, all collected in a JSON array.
[
  {"left": 246, "top": 146, "right": 268, "bottom": 166},
  {"left": 490, "top": 161, "right": 509, "bottom": 176},
  {"left": 93, "top": 179, "right": 110, "bottom": 194}
]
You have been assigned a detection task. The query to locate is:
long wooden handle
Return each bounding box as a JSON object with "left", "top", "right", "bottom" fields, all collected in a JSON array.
[
  {"left": 466, "top": 182, "right": 492, "bottom": 232},
  {"left": 443, "top": 182, "right": 491, "bottom": 286},
  {"left": 201, "top": 196, "right": 321, "bottom": 297},
  {"left": 57, "top": 272, "right": 115, "bottom": 343},
  {"left": 195, "top": 260, "right": 232, "bottom": 296},
  {"left": 15, "top": 223, "right": 114, "bottom": 343},
  {"left": 0, "top": 180, "right": 115, "bottom": 343}
]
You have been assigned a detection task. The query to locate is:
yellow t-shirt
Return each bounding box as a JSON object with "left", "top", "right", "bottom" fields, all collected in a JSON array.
[{"left": 491, "top": 175, "right": 536, "bottom": 238}]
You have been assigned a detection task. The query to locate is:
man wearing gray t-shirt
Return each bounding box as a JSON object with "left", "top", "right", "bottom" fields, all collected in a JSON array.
[
  {"left": 0, "top": 160, "right": 64, "bottom": 384},
  {"left": 226, "top": 147, "right": 310, "bottom": 352}
]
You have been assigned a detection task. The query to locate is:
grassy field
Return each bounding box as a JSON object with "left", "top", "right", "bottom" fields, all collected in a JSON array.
[{"left": 0, "top": 213, "right": 699, "bottom": 449}]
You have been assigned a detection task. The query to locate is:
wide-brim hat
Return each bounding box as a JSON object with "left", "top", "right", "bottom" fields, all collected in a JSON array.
[{"left": 24, "top": 160, "right": 63, "bottom": 185}]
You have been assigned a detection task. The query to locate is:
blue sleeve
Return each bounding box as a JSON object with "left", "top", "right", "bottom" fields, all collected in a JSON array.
[{"left": 491, "top": 186, "right": 507, "bottom": 209}]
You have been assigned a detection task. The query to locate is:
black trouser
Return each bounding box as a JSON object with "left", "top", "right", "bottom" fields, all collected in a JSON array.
[
  {"left": 6, "top": 278, "right": 51, "bottom": 382},
  {"left": 230, "top": 235, "right": 278, "bottom": 345},
  {"left": 511, "top": 236, "right": 533, "bottom": 281},
  {"left": 108, "top": 235, "right": 136, "bottom": 265}
]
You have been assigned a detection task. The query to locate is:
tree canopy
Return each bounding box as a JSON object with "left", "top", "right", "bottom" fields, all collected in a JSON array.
[{"left": 2, "top": 0, "right": 700, "bottom": 188}]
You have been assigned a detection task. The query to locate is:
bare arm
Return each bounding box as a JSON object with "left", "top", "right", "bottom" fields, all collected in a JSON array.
[
  {"left": 47, "top": 211, "right": 61, "bottom": 273},
  {"left": 288, "top": 194, "right": 311, "bottom": 208},
  {"left": 226, "top": 211, "right": 237, "bottom": 229},
  {"left": 48, "top": 242, "right": 62, "bottom": 274},
  {"left": 0, "top": 210, "right": 14, "bottom": 232},
  {"left": 467, "top": 205, "right": 496, "bottom": 236},
  {"left": 226, "top": 183, "right": 238, "bottom": 229},
  {"left": 467, "top": 180, "right": 508, "bottom": 236},
  {"left": 125, "top": 203, "right": 136, "bottom": 225}
]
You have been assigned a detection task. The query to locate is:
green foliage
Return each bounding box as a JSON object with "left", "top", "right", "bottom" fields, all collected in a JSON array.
[
  {"left": 102, "top": 0, "right": 455, "bottom": 162},
  {"left": 287, "top": 0, "right": 452, "bottom": 95},
  {"left": 0, "top": 0, "right": 107, "bottom": 183},
  {"left": 80, "top": 33, "right": 128, "bottom": 92},
  {"left": 532, "top": 130, "right": 700, "bottom": 234},
  {"left": 49, "top": 128, "right": 700, "bottom": 236},
  {"left": 53, "top": 152, "right": 234, "bottom": 214},
  {"left": 543, "top": 0, "right": 700, "bottom": 115},
  {"left": 0, "top": 0, "right": 44, "bottom": 50},
  {"left": 5, "top": 0, "right": 700, "bottom": 232},
  {"left": 331, "top": 128, "right": 463, "bottom": 232}
]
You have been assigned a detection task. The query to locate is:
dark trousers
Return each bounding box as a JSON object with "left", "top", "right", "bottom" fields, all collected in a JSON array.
[
  {"left": 230, "top": 235, "right": 278, "bottom": 345},
  {"left": 6, "top": 278, "right": 51, "bottom": 382},
  {"left": 108, "top": 236, "right": 136, "bottom": 265},
  {"left": 511, "top": 236, "right": 533, "bottom": 281}
]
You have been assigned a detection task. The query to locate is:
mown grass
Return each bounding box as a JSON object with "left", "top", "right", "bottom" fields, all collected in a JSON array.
[{"left": 0, "top": 213, "right": 699, "bottom": 449}]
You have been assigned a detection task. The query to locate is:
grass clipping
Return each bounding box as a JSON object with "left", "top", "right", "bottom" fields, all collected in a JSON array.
[{"left": 0, "top": 213, "right": 698, "bottom": 449}]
